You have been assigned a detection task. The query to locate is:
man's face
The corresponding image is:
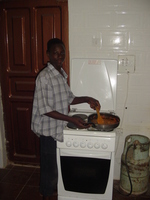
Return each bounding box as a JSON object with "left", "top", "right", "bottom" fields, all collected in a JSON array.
[{"left": 47, "top": 44, "right": 66, "bottom": 70}]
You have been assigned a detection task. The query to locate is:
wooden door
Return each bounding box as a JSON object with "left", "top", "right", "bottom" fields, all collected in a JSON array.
[
  {"left": 34, "top": 7, "right": 61, "bottom": 71},
  {"left": 0, "top": 0, "right": 68, "bottom": 164}
]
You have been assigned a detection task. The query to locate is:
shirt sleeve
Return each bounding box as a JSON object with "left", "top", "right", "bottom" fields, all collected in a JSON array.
[
  {"left": 36, "top": 76, "right": 54, "bottom": 115},
  {"left": 66, "top": 84, "right": 75, "bottom": 104}
]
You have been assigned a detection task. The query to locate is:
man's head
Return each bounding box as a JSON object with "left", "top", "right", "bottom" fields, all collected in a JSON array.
[
  {"left": 46, "top": 38, "right": 66, "bottom": 70},
  {"left": 47, "top": 38, "right": 65, "bottom": 53}
]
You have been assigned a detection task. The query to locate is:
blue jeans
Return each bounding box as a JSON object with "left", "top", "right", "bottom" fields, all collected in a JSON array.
[{"left": 40, "top": 135, "right": 58, "bottom": 196}]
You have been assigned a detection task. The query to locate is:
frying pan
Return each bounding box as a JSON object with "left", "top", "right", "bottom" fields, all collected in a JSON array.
[{"left": 87, "top": 112, "right": 120, "bottom": 132}]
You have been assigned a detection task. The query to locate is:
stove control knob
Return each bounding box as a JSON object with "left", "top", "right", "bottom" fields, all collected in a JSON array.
[
  {"left": 80, "top": 142, "right": 86, "bottom": 148},
  {"left": 66, "top": 141, "right": 72, "bottom": 147},
  {"left": 73, "top": 141, "right": 79, "bottom": 147},
  {"left": 87, "top": 142, "right": 93, "bottom": 149},
  {"left": 101, "top": 143, "right": 108, "bottom": 149},
  {"left": 94, "top": 143, "right": 100, "bottom": 149}
]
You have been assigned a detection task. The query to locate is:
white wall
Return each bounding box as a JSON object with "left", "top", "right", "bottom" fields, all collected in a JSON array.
[{"left": 68, "top": 0, "right": 150, "bottom": 179}]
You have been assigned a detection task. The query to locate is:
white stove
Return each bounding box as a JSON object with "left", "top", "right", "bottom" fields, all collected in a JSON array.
[{"left": 57, "top": 58, "right": 118, "bottom": 200}]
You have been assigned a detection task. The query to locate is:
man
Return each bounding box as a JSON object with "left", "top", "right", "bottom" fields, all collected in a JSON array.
[{"left": 31, "top": 38, "right": 100, "bottom": 200}]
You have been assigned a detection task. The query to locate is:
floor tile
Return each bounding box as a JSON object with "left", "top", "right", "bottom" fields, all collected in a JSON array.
[
  {"left": 26, "top": 171, "right": 40, "bottom": 186},
  {"left": 1, "top": 170, "right": 33, "bottom": 185},
  {"left": 17, "top": 185, "right": 57, "bottom": 200},
  {"left": 0, "top": 168, "right": 10, "bottom": 181},
  {"left": 0, "top": 182, "right": 23, "bottom": 200},
  {"left": 16, "top": 185, "right": 43, "bottom": 200}
]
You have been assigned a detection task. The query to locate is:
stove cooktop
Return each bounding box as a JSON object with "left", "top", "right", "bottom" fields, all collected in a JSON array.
[{"left": 64, "top": 112, "right": 116, "bottom": 138}]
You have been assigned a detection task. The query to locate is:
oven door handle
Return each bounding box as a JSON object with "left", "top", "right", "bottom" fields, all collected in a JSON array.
[{"left": 59, "top": 149, "right": 111, "bottom": 159}]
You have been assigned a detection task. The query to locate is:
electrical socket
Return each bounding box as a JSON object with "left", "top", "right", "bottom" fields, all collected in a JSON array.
[{"left": 118, "top": 55, "right": 135, "bottom": 73}]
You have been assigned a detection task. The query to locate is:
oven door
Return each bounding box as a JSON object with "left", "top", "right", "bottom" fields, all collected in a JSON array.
[{"left": 57, "top": 148, "right": 115, "bottom": 200}]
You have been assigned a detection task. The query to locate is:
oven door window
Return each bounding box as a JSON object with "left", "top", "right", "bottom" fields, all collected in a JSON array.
[{"left": 60, "top": 156, "right": 110, "bottom": 194}]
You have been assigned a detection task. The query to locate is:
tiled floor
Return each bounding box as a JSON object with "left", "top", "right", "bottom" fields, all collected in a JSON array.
[{"left": 0, "top": 164, "right": 150, "bottom": 200}]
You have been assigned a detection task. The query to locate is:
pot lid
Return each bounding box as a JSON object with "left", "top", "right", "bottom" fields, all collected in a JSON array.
[{"left": 70, "top": 58, "right": 117, "bottom": 112}]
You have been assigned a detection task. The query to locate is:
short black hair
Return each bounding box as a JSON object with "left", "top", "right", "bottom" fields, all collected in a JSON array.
[{"left": 47, "top": 38, "right": 65, "bottom": 52}]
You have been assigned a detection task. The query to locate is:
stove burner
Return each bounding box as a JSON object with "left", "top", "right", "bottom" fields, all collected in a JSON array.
[
  {"left": 67, "top": 114, "right": 88, "bottom": 129},
  {"left": 72, "top": 114, "right": 88, "bottom": 120},
  {"left": 67, "top": 122, "right": 78, "bottom": 129}
]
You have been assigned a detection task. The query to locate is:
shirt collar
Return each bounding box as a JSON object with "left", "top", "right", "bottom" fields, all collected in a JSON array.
[{"left": 47, "top": 62, "right": 68, "bottom": 79}]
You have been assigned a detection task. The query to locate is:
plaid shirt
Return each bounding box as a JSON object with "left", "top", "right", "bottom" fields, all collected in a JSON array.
[{"left": 31, "top": 62, "right": 75, "bottom": 142}]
